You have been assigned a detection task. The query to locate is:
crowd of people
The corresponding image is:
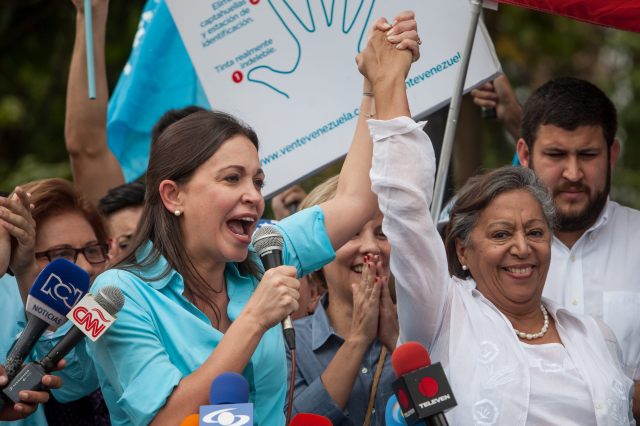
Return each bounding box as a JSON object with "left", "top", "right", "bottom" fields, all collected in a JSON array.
[{"left": 0, "top": 2, "right": 638, "bottom": 426}]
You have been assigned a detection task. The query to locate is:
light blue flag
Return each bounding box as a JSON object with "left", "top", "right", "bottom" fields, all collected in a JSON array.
[{"left": 107, "top": 0, "right": 210, "bottom": 182}]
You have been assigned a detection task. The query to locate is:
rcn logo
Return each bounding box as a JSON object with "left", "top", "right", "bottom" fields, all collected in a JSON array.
[
  {"left": 201, "top": 408, "right": 251, "bottom": 426},
  {"left": 40, "top": 273, "right": 84, "bottom": 309}
]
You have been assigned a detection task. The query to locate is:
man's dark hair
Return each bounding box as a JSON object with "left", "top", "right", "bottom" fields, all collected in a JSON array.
[
  {"left": 521, "top": 77, "right": 617, "bottom": 149},
  {"left": 150, "top": 105, "right": 208, "bottom": 144},
  {"left": 98, "top": 181, "right": 145, "bottom": 217}
]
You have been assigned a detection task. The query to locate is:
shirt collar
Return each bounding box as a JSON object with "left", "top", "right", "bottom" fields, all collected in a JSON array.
[
  {"left": 586, "top": 197, "right": 611, "bottom": 233},
  {"left": 133, "top": 241, "right": 181, "bottom": 290},
  {"left": 310, "top": 295, "right": 339, "bottom": 351}
]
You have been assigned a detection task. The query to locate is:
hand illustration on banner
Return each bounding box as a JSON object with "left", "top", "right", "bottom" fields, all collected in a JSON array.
[{"left": 247, "top": 0, "right": 375, "bottom": 99}]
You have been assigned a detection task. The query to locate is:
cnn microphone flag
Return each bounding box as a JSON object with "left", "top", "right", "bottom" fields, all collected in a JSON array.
[{"left": 66, "top": 293, "right": 117, "bottom": 341}]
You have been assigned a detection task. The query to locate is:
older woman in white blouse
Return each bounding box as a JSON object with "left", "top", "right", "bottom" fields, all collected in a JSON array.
[{"left": 365, "top": 116, "right": 635, "bottom": 424}]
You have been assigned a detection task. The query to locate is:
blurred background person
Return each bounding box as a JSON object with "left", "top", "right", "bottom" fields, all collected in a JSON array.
[
  {"left": 3, "top": 178, "right": 111, "bottom": 425},
  {"left": 288, "top": 175, "right": 397, "bottom": 426}
]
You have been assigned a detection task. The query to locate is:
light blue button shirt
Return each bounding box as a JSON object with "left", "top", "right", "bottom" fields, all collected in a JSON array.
[
  {"left": 88, "top": 206, "right": 335, "bottom": 426},
  {"left": 0, "top": 274, "right": 47, "bottom": 426}
]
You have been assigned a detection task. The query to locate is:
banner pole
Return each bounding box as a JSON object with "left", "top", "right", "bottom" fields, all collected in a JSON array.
[{"left": 430, "top": 0, "right": 483, "bottom": 221}]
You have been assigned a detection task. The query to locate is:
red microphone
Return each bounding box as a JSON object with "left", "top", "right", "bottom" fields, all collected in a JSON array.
[
  {"left": 178, "top": 414, "right": 198, "bottom": 426},
  {"left": 290, "top": 413, "right": 333, "bottom": 426},
  {"left": 391, "top": 342, "right": 456, "bottom": 425}
]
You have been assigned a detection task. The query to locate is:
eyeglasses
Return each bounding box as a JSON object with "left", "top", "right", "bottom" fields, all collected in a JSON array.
[{"left": 35, "top": 243, "right": 109, "bottom": 265}]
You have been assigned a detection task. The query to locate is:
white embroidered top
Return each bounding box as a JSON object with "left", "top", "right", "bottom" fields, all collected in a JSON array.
[
  {"left": 368, "top": 117, "right": 635, "bottom": 426},
  {"left": 523, "top": 342, "right": 596, "bottom": 425}
]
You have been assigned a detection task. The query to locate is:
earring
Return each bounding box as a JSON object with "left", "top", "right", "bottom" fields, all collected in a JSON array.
[
  {"left": 462, "top": 265, "right": 468, "bottom": 271},
  {"left": 174, "top": 209, "right": 182, "bottom": 217}
]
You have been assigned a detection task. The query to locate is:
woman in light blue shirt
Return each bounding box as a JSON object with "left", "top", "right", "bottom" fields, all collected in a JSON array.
[{"left": 88, "top": 104, "right": 379, "bottom": 425}]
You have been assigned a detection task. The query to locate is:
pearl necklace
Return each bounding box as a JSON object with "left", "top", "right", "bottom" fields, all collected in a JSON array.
[{"left": 513, "top": 304, "right": 549, "bottom": 340}]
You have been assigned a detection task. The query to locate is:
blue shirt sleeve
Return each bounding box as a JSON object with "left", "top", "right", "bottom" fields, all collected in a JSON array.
[
  {"left": 87, "top": 270, "right": 183, "bottom": 425},
  {"left": 287, "top": 347, "right": 350, "bottom": 423},
  {"left": 277, "top": 205, "right": 336, "bottom": 276}
]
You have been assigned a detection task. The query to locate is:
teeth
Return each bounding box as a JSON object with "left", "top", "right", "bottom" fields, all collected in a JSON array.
[
  {"left": 506, "top": 266, "right": 532, "bottom": 274},
  {"left": 239, "top": 217, "right": 255, "bottom": 222},
  {"left": 352, "top": 265, "right": 363, "bottom": 273}
]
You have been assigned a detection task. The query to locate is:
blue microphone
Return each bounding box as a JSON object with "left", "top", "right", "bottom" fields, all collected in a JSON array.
[
  {"left": 4, "top": 259, "right": 90, "bottom": 381},
  {"left": 386, "top": 395, "right": 426, "bottom": 426},
  {"left": 199, "top": 372, "right": 253, "bottom": 425}
]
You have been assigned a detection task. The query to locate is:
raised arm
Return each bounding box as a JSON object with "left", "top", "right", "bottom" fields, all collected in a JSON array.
[
  {"left": 364, "top": 36, "right": 449, "bottom": 348},
  {"left": 320, "top": 12, "right": 418, "bottom": 251},
  {"left": 66, "top": 0, "right": 124, "bottom": 206}
]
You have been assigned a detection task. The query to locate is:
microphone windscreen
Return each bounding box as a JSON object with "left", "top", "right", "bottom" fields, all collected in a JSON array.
[
  {"left": 251, "top": 224, "right": 284, "bottom": 256},
  {"left": 290, "top": 413, "right": 333, "bottom": 426},
  {"left": 94, "top": 286, "right": 125, "bottom": 315},
  {"left": 391, "top": 341, "right": 432, "bottom": 377},
  {"left": 209, "top": 372, "right": 250, "bottom": 404},
  {"left": 179, "top": 414, "right": 199, "bottom": 426}
]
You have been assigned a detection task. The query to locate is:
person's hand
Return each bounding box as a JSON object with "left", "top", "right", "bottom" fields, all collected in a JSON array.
[
  {"left": 0, "top": 360, "right": 65, "bottom": 421},
  {"left": 356, "top": 24, "right": 414, "bottom": 87},
  {"left": 241, "top": 266, "right": 300, "bottom": 332},
  {"left": 0, "top": 188, "right": 36, "bottom": 278},
  {"left": 378, "top": 272, "right": 399, "bottom": 352},
  {"left": 271, "top": 185, "right": 307, "bottom": 220},
  {"left": 0, "top": 219, "right": 9, "bottom": 275},
  {"left": 349, "top": 256, "right": 382, "bottom": 346},
  {"left": 470, "top": 74, "right": 522, "bottom": 140},
  {"left": 381, "top": 11, "right": 420, "bottom": 62}
]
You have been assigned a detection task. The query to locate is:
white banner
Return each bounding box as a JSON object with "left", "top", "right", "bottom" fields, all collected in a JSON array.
[{"left": 166, "top": 0, "right": 500, "bottom": 196}]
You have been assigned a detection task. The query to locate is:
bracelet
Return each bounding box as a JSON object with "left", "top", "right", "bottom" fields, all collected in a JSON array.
[{"left": 363, "top": 91, "right": 374, "bottom": 97}]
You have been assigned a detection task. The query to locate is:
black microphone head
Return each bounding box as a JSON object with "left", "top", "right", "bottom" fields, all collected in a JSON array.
[
  {"left": 94, "top": 286, "right": 125, "bottom": 315},
  {"left": 251, "top": 224, "right": 284, "bottom": 257}
]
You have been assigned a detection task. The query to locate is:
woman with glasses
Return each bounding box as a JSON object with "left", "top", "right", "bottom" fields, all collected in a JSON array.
[{"left": 2, "top": 178, "right": 111, "bottom": 425}]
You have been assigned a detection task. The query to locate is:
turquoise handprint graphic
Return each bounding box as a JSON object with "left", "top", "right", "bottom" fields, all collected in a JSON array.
[{"left": 247, "top": 0, "right": 376, "bottom": 99}]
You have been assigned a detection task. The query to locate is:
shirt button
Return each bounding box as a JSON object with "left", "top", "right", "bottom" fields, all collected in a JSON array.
[
  {"left": 361, "top": 367, "right": 369, "bottom": 374},
  {"left": 589, "top": 234, "right": 596, "bottom": 241},
  {"left": 595, "top": 403, "right": 603, "bottom": 410},
  {"left": 572, "top": 299, "right": 578, "bottom": 305},
  {"left": 570, "top": 255, "right": 576, "bottom": 262}
]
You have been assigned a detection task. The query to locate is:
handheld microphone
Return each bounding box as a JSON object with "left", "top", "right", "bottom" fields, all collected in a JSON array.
[
  {"left": 391, "top": 342, "right": 456, "bottom": 426},
  {"left": 251, "top": 224, "right": 295, "bottom": 350},
  {"left": 200, "top": 372, "right": 253, "bottom": 425},
  {"left": 290, "top": 413, "right": 333, "bottom": 425},
  {"left": 3, "top": 286, "right": 124, "bottom": 403},
  {"left": 4, "top": 259, "right": 90, "bottom": 381}
]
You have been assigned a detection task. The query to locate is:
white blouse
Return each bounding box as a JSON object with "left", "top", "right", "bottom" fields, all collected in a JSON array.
[
  {"left": 523, "top": 342, "right": 596, "bottom": 425},
  {"left": 368, "top": 117, "right": 634, "bottom": 426}
]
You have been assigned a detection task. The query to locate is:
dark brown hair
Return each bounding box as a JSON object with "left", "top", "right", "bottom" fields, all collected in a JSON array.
[{"left": 117, "top": 110, "right": 261, "bottom": 324}]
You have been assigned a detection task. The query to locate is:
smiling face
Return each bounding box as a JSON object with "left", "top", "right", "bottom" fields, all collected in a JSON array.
[
  {"left": 518, "top": 124, "right": 618, "bottom": 233},
  {"left": 177, "top": 135, "right": 265, "bottom": 265},
  {"left": 456, "top": 190, "right": 551, "bottom": 310},
  {"left": 322, "top": 211, "right": 390, "bottom": 303}
]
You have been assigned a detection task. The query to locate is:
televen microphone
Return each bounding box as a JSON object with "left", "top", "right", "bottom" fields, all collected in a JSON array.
[
  {"left": 251, "top": 224, "right": 296, "bottom": 350},
  {"left": 391, "top": 342, "right": 457, "bottom": 425},
  {"left": 3, "top": 286, "right": 124, "bottom": 403},
  {"left": 4, "top": 258, "right": 90, "bottom": 382}
]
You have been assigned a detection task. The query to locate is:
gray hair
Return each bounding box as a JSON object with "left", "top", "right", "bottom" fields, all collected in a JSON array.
[{"left": 444, "top": 166, "right": 555, "bottom": 279}]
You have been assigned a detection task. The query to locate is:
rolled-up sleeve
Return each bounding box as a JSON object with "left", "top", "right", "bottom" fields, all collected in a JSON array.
[
  {"left": 87, "top": 272, "right": 183, "bottom": 426},
  {"left": 278, "top": 205, "right": 336, "bottom": 276}
]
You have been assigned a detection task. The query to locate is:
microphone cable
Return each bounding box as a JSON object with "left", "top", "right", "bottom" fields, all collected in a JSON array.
[{"left": 286, "top": 348, "right": 296, "bottom": 425}]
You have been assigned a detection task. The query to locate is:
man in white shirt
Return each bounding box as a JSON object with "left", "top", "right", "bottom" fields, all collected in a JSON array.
[{"left": 513, "top": 77, "right": 640, "bottom": 420}]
